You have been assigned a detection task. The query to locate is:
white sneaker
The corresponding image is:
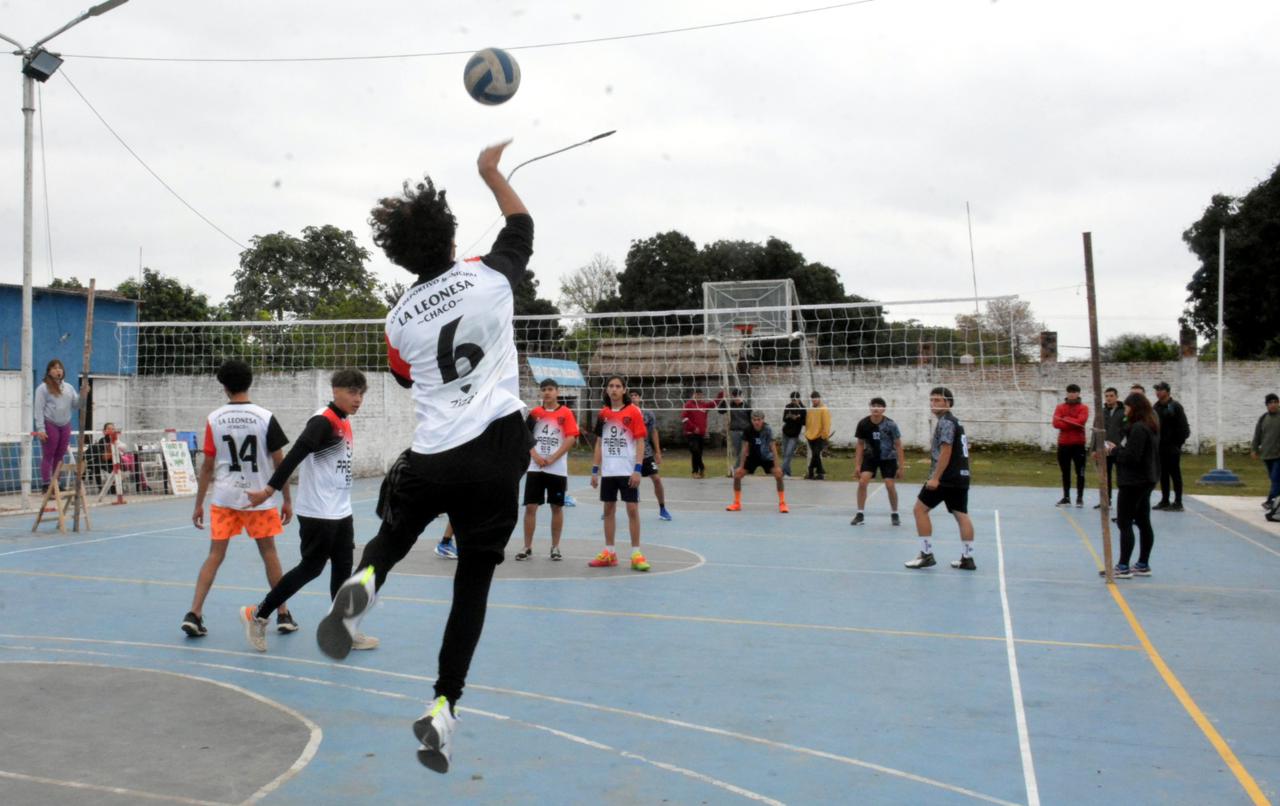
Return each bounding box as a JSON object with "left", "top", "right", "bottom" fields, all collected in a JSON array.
[
  {"left": 240, "top": 605, "right": 268, "bottom": 652},
  {"left": 352, "top": 632, "right": 379, "bottom": 651},
  {"left": 414, "top": 695, "right": 458, "bottom": 773},
  {"left": 317, "top": 566, "right": 376, "bottom": 660}
]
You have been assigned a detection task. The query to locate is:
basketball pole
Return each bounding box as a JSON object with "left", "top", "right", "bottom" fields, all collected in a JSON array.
[{"left": 1082, "top": 233, "right": 1113, "bottom": 583}]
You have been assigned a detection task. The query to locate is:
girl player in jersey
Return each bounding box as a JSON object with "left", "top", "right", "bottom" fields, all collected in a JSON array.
[
  {"left": 904, "top": 387, "right": 976, "bottom": 571},
  {"left": 589, "top": 375, "right": 651, "bottom": 571},
  {"left": 315, "top": 140, "right": 535, "bottom": 774},
  {"left": 239, "top": 369, "right": 376, "bottom": 653},
  {"left": 183, "top": 359, "right": 296, "bottom": 638},
  {"left": 517, "top": 378, "right": 579, "bottom": 561}
]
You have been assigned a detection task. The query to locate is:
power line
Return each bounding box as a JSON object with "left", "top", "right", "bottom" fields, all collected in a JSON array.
[
  {"left": 62, "top": 1, "right": 877, "bottom": 63},
  {"left": 58, "top": 69, "right": 248, "bottom": 251}
]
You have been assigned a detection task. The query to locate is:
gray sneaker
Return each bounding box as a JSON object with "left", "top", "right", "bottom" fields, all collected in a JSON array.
[
  {"left": 414, "top": 695, "right": 459, "bottom": 774},
  {"left": 240, "top": 605, "right": 268, "bottom": 652},
  {"left": 317, "top": 566, "right": 377, "bottom": 660},
  {"left": 549, "top": 546, "right": 563, "bottom": 561}
]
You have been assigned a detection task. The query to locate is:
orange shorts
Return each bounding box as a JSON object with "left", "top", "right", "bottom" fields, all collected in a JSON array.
[{"left": 209, "top": 505, "right": 284, "bottom": 541}]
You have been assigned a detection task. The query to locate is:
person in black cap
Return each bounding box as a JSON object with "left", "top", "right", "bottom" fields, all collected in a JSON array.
[{"left": 1152, "top": 381, "right": 1190, "bottom": 511}]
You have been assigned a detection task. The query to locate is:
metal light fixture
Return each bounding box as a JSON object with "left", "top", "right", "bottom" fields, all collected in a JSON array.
[{"left": 21, "top": 48, "right": 63, "bottom": 82}]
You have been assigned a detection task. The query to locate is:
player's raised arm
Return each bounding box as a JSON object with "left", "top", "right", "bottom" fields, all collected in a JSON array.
[{"left": 477, "top": 140, "right": 527, "bottom": 217}]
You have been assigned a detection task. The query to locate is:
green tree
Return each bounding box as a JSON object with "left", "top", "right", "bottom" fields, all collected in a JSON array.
[
  {"left": 117, "top": 268, "right": 212, "bottom": 322},
  {"left": 1101, "top": 333, "right": 1180, "bottom": 362},
  {"left": 115, "top": 268, "right": 216, "bottom": 374},
  {"left": 228, "top": 225, "right": 375, "bottom": 320},
  {"left": 48, "top": 276, "right": 85, "bottom": 290},
  {"left": 1183, "top": 162, "right": 1280, "bottom": 358},
  {"left": 619, "top": 231, "right": 705, "bottom": 312}
]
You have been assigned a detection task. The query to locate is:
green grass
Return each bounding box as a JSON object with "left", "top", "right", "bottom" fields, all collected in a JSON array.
[{"left": 566, "top": 448, "right": 1272, "bottom": 497}]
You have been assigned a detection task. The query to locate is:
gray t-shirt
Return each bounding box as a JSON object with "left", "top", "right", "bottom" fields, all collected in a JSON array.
[
  {"left": 930, "top": 415, "right": 957, "bottom": 470},
  {"left": 641, "top": 409, "right": 658, "bottom": 459},
  {"left": 34, "top": 380, "right": 80, "bottom": 429}
]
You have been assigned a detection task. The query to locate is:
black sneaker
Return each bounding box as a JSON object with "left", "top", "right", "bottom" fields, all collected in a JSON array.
[
  {"left": 181, "top": 611, "right": 207, "bottom": 637},
  {"left": 514, "top": 548, "right": 533, "bottom": 561},
  {"left": 1131, "top": 562, "right": 1151, "bottom": 576},
  {"left": 549, "top": 546, "right": 562, "bottom": 561},
  {"left": 951, "top": 556, "right": 977, "bottom": 571},
  {"left": 1075, "top": 497, "right": 1084, "bottom": 508},
  {"left": 1098, "top": 564, "right": 1132, "bottom": 579},
  {"left": 1093, "top": 503, "right": 1102, "bottom": 510},
  {"left": 1152, "top": 501, "right": 1170, "bottom": 510},
  {"left": 891, "top": 513, "right": 901, "bottom": 526},
  {"left": 1167, "top": 503, "right": 1184, "bottom": 512},
  {"left": 1262, "top": 498, "right": 1275, "bottom": 510},
  {"left": 1055, "top": 497, "right": 1071, "bottom": 507},
  {"left": 850, "top": 513, "right": 865, "bottom": 526},
  {"left": 904, "top": 552, "right": 936, "bottom": 569},
  {"left": 276, "top": 611, "right": 299, "bottom": 634}
]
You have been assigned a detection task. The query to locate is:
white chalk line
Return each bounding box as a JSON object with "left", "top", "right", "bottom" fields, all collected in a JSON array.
[{"left": 994, "top": 510, "right": 1040, "bottom": 806}]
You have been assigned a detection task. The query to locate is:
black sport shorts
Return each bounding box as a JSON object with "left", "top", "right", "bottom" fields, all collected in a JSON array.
[
  {"left": 640, "top": 457, "right": 660, "bottom": 477},
  {"left": 742, "top": 456, "right": 776, "bottom": 475},
  {"left": 860, "top": 457, "right": 899, "bottom": 479},
  {"left": 917, "top": 484, "right": 969, "bottom": 514},
  {"left": 523, "top": 471, "right": 568, "bottom": 506},
  {"left": 600, "top": 475, "right": 640, "bottom": 504}
]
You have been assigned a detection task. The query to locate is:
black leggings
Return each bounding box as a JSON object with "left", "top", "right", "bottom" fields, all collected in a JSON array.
[
  {"left": 1057, "top": 445, "right": 1086, "bottom": 498},
  {"left": 257, "top": 515, "right": 354, "bottom": 619},
  {"left": 688, "top": 434, "right": 705, "bottom": 475},
  {"left": 1116, "top": 483, "right": 1155, "bottom": 565},
  {"left": 1159, "top": 450, "right": 1183, "bottom": 504}
]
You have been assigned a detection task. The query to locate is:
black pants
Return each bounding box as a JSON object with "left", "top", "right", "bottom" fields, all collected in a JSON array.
[
  {"left": 356, "top": 411, "right": 530, "bottom": 705},
  {"left": 1057, "top": 445, "right": 1086, "bottom": 498},
  {"left": 688, "top": 434, "right": 705, "bottom": 475},
  {"left": 1116, "top": 483, "right": 1155, "bottom": 565},
  {"left": 257, "top": 515, "right": 354, "bottom": 619},
  {"left": 807, "top": 438, "right": 827, "bottom": 478},
  {"left": 1159, "top": 450, "right": 1183, "bottom": 504},
  {"left": 1104, "top": 455, "right": 1116, "bottom": 503}
]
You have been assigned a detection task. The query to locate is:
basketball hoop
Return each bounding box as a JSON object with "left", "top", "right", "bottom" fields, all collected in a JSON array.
[{"left": 732, "top": 323, "right": 755, "bottom": 336}]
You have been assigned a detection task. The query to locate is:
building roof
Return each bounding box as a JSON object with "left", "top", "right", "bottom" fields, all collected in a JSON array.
[
  {"left": 586, "top": 334, "right": 733, "bottom": 377},
  {"left": 0, "top": 283, "right": 137, "bottom": 304}
]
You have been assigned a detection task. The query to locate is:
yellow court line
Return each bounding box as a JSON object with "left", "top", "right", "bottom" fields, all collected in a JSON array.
[
  {"left": 0, "top": 566, "right": 1137, "bottom": 652},
  {"left": 1062, "top": 511, "right": 1271, "bottom": 806}
]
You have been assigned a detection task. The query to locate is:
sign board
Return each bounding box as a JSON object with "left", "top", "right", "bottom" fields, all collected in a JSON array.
[
  {"left": 160, "top": 439, "right": 198, "bottom": 496},
  {"left": 526, "top": 357, "right": 587, "bottom": 387}
]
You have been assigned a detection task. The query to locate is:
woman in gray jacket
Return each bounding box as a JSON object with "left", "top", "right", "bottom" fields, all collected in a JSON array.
[{"left": 34, "top": 358, "right": 81, "bottom": 489}]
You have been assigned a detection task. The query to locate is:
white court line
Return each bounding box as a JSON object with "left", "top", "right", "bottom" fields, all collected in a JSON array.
[
  {"left": 0, "top": 769, "right": 229, "bottom": 806},
  {"left": 1, "top": 633, "right": 1018, "bottom": 805},
  {"left": 994, "top": 510, "right": 1040, "bottom": 806},
  {"left": 0, "top": 660, "right": 322, "bottom": 806},
  {"left": 1190, "top": 509, "right": 1280, "bottom": 560},
  {"left": 0, "top": 525, "right": 190, "bottom": 557}
]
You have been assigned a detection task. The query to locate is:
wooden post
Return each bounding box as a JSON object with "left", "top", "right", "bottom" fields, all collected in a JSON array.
[
  {"left": 1082, "top": 235, "right": 1113, "bottom": 583},
  {"left": 71, "top": 280, "right": 96, "bottom": 532}
]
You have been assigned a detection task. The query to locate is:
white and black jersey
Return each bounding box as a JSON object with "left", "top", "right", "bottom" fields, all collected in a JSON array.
[
  {"left": 385, "top": 215, "right": 534, "bottom": 455},
  {"left": 267, "top": 403, "right": 354, "bottom": 519},
  {"left": 202, "top": 402, "right": 289, "bottom": 510}
]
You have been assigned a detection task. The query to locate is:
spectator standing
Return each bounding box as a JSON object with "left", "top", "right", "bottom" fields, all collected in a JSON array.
[
  {"left": 33, "top": 358, "right": 82, "bottom": 491},
  {"left": 1251, "top": 393, "right": 1280, "bottom": 513},
  {"left": 1052, "top": 384, "right": 1090, "bottom": 507},
  {"left": 1096, "top": 388, "right": 1125, "bottom": 508},
  {"left": 805, "top": 391, "right": 833, "bottom": 480},
  {"left": 1103, "top": 392, "right": 1161, "bottom": 578},
  {"left": 1152, "top": 381, "right": 1190, "bottom": 512},
  {"left": 681, "top": 389, "right": 715, "bottom": 479},
  {"left": 780, "top": 391, "right": 806, "bottom": 478}
]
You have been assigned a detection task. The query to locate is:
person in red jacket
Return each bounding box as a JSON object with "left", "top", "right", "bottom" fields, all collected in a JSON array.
[
  {"left": 1053, "top": 383, "right": 1090, "bottom": 507},
  {"left": 681, "top": 389, "right": 715, "bottom": 479}
]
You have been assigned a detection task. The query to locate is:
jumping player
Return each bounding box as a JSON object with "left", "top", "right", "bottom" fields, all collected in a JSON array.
[
  {"left": 315, "top": 141, "right": 535, "bottom": 773},
  {"left": 183, "top": 359, "right": 296, "bottom": 637},
  {"left": 725, "top": 410, "right": 788, "bottom": 514},
  {"left": 517, "top": 378, "right": 579, "bottom": 561},
  {"left": 630, "top": 389, "right": 672, "bottom": 521},
  {"left": 589, "top": 376, "right": 650, "bottom": 571},
  {"left": 239, "top": 369, "right": 376, "bottom": 653},
  {"left": 905, "top": 387, "right": 976, "bottom": 571},
  {"left": 851, "top": 397, "right": 904, "bottom": 526}
]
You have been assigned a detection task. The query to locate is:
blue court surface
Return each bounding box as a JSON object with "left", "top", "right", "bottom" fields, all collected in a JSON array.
[{"left": 2, "top": 477, "right": 1277, "bottom": 805}]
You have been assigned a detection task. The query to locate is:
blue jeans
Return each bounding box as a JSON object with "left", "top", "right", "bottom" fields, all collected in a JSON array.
[
  {"left": 1266, "top": 458, "right": 1280, "bottom": 500},
  {"left": 781, "top": 436, "right": 800, "bottom": 476}
]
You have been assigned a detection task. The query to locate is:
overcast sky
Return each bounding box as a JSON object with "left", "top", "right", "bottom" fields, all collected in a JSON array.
[{"left": 3, "top": 0, "right": 1277, "bottom": 357}]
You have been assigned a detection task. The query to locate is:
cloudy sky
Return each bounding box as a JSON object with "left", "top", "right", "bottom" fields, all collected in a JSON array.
[{"left": 3, "top": 0, "right": 1277, "bottom": 357}]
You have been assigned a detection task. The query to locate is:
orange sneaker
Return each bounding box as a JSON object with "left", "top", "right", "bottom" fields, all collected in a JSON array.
[
  {"left": 726, "top": 502, "right": 742, "bottom": 512},
  {"left": 588, "top": 550, "right": 618, "bottom": 568},
  {"left": 779, "top": 502, "right": 789, "bottom": 514},
  {"left": 630, "top": 551, "right": 650, "bottom": 572}
]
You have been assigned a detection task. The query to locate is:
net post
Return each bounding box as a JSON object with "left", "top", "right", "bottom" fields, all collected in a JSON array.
[{"left": 1082, "top": 234, "right": 1113, "bottom": 583}]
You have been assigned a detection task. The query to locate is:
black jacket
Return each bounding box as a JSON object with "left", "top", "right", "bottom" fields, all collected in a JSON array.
[
  {"left": 1102, "top": 403, "right": 1126, "bottom": 445},
  {"left": 1115, "top": 421, "right": 1159, "bottom": 486},
  {"left": 781, "top": 401, "right": 806, "bottom": 438},
  {"left": 1154, "top": 398, "right": 1190, "bottom": 452}
]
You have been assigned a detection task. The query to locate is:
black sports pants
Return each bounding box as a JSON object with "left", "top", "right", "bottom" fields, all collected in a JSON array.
[
  {"left": 1159, "top": 450, "right": 1183, "bottom": 505},
  {"left": 688, "top": 434, "right": 705, "bottom": 475},
  {"left": 1057, "top": 445, "right": 1086, "bottom": 498},
  {"left": 257, "top": 515, "right": 354, "bottom": 619},
  {"left": 807, "top": 438, "right": 827, "bottom": 478},
  {"left": 355, "top": 411, "right": 531, "bottom": 705},
  {"left": 1116, "top": 483, "right": 1155, "bottom": 565}
]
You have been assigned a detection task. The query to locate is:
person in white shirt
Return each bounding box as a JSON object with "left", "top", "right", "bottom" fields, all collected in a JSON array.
[
  {"left": 315, "top": 141, "right": 534, "bottom": 774},
  {"left": 182, "top": 359, "right": 295, "bottom": 639},
  {"left": 516, "top": 378, "right": 579, "bottom": 561}
]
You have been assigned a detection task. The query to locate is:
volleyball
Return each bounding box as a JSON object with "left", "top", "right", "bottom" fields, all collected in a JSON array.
[{"left": 463, "top": 47, "right": 520, "bottom": 106}]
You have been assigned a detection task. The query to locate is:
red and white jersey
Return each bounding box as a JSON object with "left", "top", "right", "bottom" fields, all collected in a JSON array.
[
  {"left": 594, "top": 404, "right": 647, "bottom": 477},
  {"left": 202, "top": 402, "right": 288, "bottom": 510},
  {"left": 295, "top": 406, "right": 354, "bottom": 519},
  {"left": 386, "top": 260, "right": 523, "bottom": 454},
  {"left": 527, "top": 405, "right": 580, "bottom": 477}
]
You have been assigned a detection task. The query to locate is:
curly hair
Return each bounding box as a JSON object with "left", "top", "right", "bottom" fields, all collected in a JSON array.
[
  {"left": 369, "top": 176, "right": 457, "bottom": 279},
  {"left": 216, "top": 358, "right": 253, "bottom": 394}
]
